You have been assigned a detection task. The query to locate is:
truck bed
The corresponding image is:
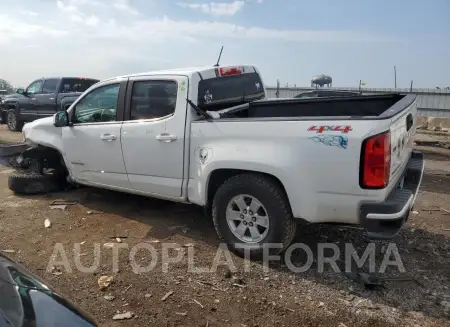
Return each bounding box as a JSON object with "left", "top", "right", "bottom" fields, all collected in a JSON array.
[{"left": 215, "top": 93, "right": 416, "bottom": 120}]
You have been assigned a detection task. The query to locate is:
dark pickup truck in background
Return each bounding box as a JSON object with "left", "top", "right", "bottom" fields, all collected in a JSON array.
[{"left": 1, "top": 77, "right": 99, "bottom": 131}]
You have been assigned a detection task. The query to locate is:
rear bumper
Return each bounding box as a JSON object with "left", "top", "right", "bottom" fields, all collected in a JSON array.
[{"left": 359, "top": 151, "right": 424, "bottom": 239}]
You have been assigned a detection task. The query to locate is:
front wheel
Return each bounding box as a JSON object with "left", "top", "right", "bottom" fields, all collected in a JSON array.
[
  {"left": 7, "top": 109, "right": 23, "bottom": 132},
  {"left": 212, "top": 174, "right": 297, "bottom": 258}
]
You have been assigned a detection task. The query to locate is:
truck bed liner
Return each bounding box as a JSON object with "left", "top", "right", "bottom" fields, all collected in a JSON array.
[{"left": 214, "top": 93, "right": 416, "bottom": 121}]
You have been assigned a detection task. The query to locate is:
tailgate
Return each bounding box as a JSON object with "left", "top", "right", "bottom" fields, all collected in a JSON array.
[{"left": 389, "top": 99, "right": 417, "bottom": 182}]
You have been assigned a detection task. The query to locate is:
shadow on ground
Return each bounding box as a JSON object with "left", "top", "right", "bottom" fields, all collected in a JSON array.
[
  {"left": 420, "top": 174, "right": 450, "bottom": 195},
  {"left": 30, "top": 174, "right": 450, "bottom": 321}
]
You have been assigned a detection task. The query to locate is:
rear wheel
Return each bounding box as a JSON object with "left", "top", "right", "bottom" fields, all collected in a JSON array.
[
  {"left": 7, "top": 109, "right": 23, "bottom": 132},
  {"left": 212, "top": 174, "right": 297, "bottom": 257}
]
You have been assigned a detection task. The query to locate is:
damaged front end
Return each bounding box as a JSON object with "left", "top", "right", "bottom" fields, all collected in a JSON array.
[{"left": 15, "top": 144, "right": 67, "bottom": 175}]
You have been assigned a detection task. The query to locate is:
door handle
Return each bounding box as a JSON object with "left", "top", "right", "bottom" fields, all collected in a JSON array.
[
  {"left": 49, "top": 98, "right": 55, "bottom": 101},
  {"left": 100, "top": 133, "right": 116, "bottom": 141},
  {"left": 156, "top": 133, "right": 177, "bottom": 142},
  {"left": 30, "top": 98, "right": 36, "bottom": 103}
]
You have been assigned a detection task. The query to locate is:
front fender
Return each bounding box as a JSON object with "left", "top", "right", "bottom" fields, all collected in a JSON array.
[
  {"left": 23, "top": 116, "right": 64, "bottom": 154},
  {"left": 4, "top": 101, "right": 19, "bottom": 111}
]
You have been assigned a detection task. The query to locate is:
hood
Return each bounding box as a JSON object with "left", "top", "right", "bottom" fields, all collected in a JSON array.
[
  {"left": 23, "top": 116, "right": 58, "bottom": 139},
  {"left": 0, "top": 253, "right": 97, "bottom": 327},
  {"left": 24, "top": 116, "right": 55, "bottom": 129},
  {"left": 3, "top": 94, "right": 21, "bottom": 101}
]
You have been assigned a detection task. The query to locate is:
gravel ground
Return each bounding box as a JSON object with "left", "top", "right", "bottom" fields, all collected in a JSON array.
[
  {"left": 0, "top": 129, "right": 449, "bottom": 326},
  {"left": 0, "top": 125, "right": 22, "bottom": 143}
]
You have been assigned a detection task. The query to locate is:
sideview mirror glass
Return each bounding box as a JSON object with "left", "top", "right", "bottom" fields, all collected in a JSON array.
[
  {"left": 54, "top": 111, "right": 69, "bottom": 127},
  {"left": 16, "top": 88, "right": 24, "bottom": 95}
]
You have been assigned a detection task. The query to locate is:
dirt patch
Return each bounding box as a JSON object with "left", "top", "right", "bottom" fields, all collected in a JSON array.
[
  {"left": 0, "top": 146, "right": 449, "bottom": 326},
  {"left": 0, "top": 125, "right": 23, "bottom": 143}
]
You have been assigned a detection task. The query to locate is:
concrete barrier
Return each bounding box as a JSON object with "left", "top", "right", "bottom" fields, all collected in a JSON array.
[
  {"left": 416, "top": 116, "right": 450, "bottom": 133},
  {"left": 427, "top": 117, "right": 450, "bottom": 132},
  {"left": 416, "top": 116, "right": 428, "bottom": 129}
]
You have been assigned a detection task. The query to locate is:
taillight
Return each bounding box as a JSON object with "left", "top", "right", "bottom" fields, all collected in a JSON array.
[
  {"left": 219, "top": 66, "right": 243, "bottom": 76},
  {"left": 361, "top": 131, "right": 391, "bottom": 189}
]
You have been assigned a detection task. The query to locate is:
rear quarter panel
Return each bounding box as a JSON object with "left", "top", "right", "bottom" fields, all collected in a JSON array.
[
  {"left": 388, "top": 101, "right": 417, "bottom": 186},
  {"left": 188, "top": 118, "right": 393, "bottom": 224}
]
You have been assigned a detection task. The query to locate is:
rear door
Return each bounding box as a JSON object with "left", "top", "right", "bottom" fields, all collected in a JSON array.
[
  {"left": 120, "top": 76, "right": 188, "bottom": 197},
  {"left": 34, "top": 78, "right": 59, "bottom": 118},
  {"left": 21, "top": 79, "right": 43, "bottom": 121}
]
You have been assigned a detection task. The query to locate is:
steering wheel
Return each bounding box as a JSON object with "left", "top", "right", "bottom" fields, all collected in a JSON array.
[{"left": 100, "top": 108, "right": 115, "bottom": 121}]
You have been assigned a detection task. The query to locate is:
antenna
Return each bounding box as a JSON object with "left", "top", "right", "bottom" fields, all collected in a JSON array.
[
  {"left": 214, "top": 46, "right": 224, "bottom": 67},
  {"left": 394, "top": 66, "right": 397, "bottom": 89}
]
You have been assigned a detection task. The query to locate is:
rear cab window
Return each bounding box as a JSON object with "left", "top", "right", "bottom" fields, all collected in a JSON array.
[
  {"left": 197, "top": 66, "right": 265, "bottom": 111},
  {"left": 60, "top": 78, "right": 99, "bottom": 93}
]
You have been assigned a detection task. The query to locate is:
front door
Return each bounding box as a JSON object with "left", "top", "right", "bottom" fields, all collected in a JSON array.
[
  {"left": 21, "top": 79, "right": 43, "bottom": 122},
  {"left": 120, "top": 76, "right": 187, "bottom": 197},
  {"left": 62, "top": 81, "right": 130, "bottom": 189},
  {"left": 34, "top": 78, "right": 59, "bottom": 118}
]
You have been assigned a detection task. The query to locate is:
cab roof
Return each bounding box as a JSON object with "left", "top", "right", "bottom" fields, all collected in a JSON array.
[{"left": 110, "top": 65, "right": 258, "bottom": 81}]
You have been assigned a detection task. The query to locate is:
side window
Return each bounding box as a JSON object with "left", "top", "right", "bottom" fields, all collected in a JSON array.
[
  {"left": 42, "top": 79, "right": 59, "bottom": 94},
  {"left": 26, "top": 80, "right": 43, "bottom": 95},
  {"left": 130, "top": 80, "right": 177, "bottom": 120},
  {"left": 73, "top": 84, "right": 120, "bottom": 124}
]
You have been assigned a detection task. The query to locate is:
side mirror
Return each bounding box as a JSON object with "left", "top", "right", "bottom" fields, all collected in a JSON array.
[
  {"left": 16, "top": 88, "right": 25, "bottom": 95},
  {"left": 54, "top": 111, "right": 69, "bottom": 127}
]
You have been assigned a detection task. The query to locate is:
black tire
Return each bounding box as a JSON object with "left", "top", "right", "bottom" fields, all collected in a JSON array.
[
  {"left": 212, "top": 173, "right": 297, "bottom": 258},
  {"left": 8, "top": 171, "right": 62, "bottom": 195},
  {"left": 7, "top": 109, "right": 23, "bottom": 132}
]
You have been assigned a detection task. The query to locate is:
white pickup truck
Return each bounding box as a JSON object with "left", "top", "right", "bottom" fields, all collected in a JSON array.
[{"left": 13, "top": 65, "right": 424, "bottom": 255}]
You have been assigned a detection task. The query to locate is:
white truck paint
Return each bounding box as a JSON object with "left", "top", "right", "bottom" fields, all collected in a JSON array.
[{"left": 21, "top": 65, "right": 424, "bottom": 255}]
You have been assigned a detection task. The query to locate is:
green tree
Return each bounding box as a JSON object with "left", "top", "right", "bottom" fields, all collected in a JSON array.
[{"left": 0, "top": 79, "right": 14, "bottom": 93}]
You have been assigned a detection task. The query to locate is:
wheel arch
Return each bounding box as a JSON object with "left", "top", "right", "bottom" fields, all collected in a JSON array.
[
  {"left": 22, "top": 144, "right": 69, "bottom": 176},
  {"left": 205, "top": 168, "right": 291, "bottom": 217},
  {"left": 6, "top": 102, "right": 19, "bottom": 110}
]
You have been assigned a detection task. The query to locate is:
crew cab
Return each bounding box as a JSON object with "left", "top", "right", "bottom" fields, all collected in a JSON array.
[
  {"left": 2, "top": 77, "right": 99, "bottom": 131},
  {"left": 16, "top": 65, "right": 424, "bottom": 256}
]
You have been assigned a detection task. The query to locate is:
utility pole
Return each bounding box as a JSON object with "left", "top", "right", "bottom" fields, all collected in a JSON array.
[
  {"left": 410, "top": 80, "right": 413, "bottom": 92},
  {"left": 275, "top": 79, "right": 280, "bottom": 98},
  {"left": 394, "top": 66, "right": 397, "bottom": 89}
]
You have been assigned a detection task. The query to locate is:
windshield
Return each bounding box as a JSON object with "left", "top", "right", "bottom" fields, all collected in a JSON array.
[{"left": 198, "top": 72, "right": 265, "bottom": 111}]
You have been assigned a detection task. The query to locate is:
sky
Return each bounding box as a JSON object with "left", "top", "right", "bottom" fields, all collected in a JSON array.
[{"left": 0, "top": 0, "right": 449, "bottom": 88}]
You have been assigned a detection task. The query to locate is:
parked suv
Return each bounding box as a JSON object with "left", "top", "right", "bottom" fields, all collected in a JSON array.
[{"left": 1, "top": 77, "right": 99, "bottom": 131}]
